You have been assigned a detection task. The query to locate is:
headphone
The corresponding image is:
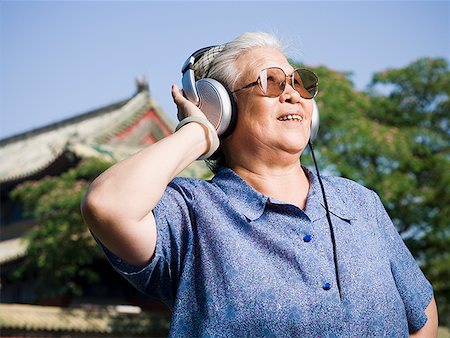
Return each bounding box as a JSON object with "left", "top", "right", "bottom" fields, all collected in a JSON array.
[{"left": 181, "top": 46, "right": 320, "bottom": 141}]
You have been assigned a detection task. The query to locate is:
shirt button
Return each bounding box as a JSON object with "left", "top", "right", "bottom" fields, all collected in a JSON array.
[
  {"left": 303, "top": 234, "right": 312, "bottom": 242},
  {"left": 323, "top": 282, "right": 332, "bottom": 290}
]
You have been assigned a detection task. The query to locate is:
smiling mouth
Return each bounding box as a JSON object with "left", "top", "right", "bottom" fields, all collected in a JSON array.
[{"left": 277, "top": 114, "right": 303, "bottom": 122}]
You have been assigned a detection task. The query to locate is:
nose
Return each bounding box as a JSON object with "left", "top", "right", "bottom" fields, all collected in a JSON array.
[{"left": 280, "top": 79, "right": 302, "bottom": 104}]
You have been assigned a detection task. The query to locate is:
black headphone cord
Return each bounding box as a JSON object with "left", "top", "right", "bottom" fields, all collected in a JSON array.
[{"left": 308, "top": 140, "right": 342, "bottom": 300}]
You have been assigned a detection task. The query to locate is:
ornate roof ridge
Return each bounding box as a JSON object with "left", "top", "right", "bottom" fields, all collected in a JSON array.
[
  {"left": 93, "top": 91, "right": 152, "bottom": 144},
  {"left": 0, "top": 85, "right": 153, "bottom": 185},
  {"left": 0, "top": 78, "right": 197, "bottom": 189}
]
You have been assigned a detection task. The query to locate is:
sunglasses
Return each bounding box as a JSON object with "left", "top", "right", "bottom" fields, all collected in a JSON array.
[{"left": 233, "top": 67, "right": 318, "bottom": 99}]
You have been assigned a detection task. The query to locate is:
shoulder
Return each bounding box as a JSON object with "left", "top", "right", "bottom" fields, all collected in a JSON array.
[
  {"left": 154, "top": 176, "right": 215, "bottom": 218},
  {"left": 170, "top": 176, "right": 203, "bottom": 189},
  {"left": 322, "top": 175, "right": 374, "bottom": 198},
  {"left": 166, "top": 176, "right": 215, "bottom": 200},
  {"left": 318, "top": 174, "right": 380, "bottom": 218}
]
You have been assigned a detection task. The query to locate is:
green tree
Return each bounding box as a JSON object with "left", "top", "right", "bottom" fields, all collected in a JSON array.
[
  {"left": 11, "top": 157, "right": 112, "bottom": 299},
  {"left": 368, "top": 58, "right": 450, "bottom": 325},
  {"left": 302, "top": 58, "right": 449, "bottom": 325}
]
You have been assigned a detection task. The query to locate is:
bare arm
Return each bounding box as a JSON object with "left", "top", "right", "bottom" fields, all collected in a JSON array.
[
  {"left": 410, "top": 296, "right": 438, "bottom": 338},
  {"left": 81, "top": 85, "right": 211, "bottom": 267}
]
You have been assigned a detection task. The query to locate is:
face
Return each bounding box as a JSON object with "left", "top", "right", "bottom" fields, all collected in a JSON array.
[{"left": 224, "top": 47, "right": 314, "bottom": 160}]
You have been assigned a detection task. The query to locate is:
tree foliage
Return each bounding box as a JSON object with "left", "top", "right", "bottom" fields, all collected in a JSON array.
[
  {"left": 367, "top": 58, "right": 450, "bottom": 325},
  {"left": 11, "top": 157, "right": 112, "bottom": 298}
]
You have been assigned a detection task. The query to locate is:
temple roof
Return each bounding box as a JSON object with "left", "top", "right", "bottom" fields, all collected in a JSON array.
[
  {"left": 0, "top": 79, "right": 208, "bottom": 189},
  {"left": 0, "top": 81, "right": 172, "bottom": 185}
]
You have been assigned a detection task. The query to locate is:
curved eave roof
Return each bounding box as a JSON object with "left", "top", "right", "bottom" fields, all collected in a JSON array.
[{"left": 0, "top": 90, "right": 169, "bottom": 184}]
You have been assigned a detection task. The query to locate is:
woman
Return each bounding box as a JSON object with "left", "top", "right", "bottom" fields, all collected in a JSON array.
[{"left": 81, "top": 32, "right": 438, "bottom": 337}]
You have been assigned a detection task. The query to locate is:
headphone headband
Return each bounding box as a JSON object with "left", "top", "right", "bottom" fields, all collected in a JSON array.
[
  {"left": 181, "top": 45, "right": 217, "bottom": 74},
  {"left": 181, "top": 46, "right": 217, "bottom": 74}
]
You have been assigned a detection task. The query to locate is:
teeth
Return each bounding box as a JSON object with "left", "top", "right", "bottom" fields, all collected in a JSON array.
[{"left": 278, "top": 114, "right": 303, "bottom": 121}]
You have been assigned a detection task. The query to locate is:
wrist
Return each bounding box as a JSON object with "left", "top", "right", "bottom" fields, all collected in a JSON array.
[{"left": 175, "top": 116, "right": 220, "bottom": 160}]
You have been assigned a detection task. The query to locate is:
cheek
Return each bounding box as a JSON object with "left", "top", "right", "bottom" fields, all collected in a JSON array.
[
  {"left": 236, "top": 96, "right": 274, "bottom": 122},
  {"left": 236, "top": 95, "right": 257, "bottom": 116},
  {"left": 235, "top": 98, "right": 257, "bottom": 127},
  {"left": 305, "top": 100, "right": 314, "bottom": 119}
]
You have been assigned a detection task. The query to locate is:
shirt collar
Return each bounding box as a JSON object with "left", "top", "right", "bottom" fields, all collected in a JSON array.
[
  {"left": 211, "top": 166, "right": 357, "bottom": 222},
  {"left": 211, "top": 167, "right": 268, "bottom": 221}
]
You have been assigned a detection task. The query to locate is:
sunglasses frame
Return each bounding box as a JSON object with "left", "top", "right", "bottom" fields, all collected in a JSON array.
[{"left": 233, "top": 67, "right": 318, "bottom": 99}]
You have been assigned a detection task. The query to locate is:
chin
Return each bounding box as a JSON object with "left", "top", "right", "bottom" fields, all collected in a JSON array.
[
  {"left": 279, "top": 142, "right": 307, "bottom": 156},
  {"left": 281, "top": 134, "right": 309, "bottom": 150}
]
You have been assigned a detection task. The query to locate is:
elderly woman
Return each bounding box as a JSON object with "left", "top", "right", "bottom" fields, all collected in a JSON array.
[{"left": 81, "top": 32, "right": 438, "bottom": 337}]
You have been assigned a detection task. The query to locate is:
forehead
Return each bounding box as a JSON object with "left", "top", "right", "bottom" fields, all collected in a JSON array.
[{"left": 235, "top": 47, "right": 293, "bottom": 80}]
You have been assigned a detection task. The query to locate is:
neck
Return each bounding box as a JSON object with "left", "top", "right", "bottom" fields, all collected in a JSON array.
[{"left": 229, "top": 158, "right": 310, "bottom": 210}]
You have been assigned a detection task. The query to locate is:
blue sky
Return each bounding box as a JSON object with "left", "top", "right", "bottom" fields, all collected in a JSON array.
[{"left": 1, "top": 1, "right": 449, "bottom": 139}]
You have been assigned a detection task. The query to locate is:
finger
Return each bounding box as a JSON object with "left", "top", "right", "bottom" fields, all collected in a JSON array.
[
  {"left": 171, "top": 84, "right": 207, "bottom": 120},
  {"left": 171, "top": 84, "right": 180, "bottom": 101},
  {"left": 171, "top": 84, "right": 186, "bottom": 104}
]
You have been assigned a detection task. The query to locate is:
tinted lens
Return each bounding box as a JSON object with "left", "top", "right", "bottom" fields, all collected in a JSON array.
[
  {"left": 257, "top": 67, "right": 318, "bottom": 98},
  {"left": 293, "top": 69, "right": 318, "bottom": 99},
  {"left": 259, "top": 68, "right": 287, "bottom": 97}
]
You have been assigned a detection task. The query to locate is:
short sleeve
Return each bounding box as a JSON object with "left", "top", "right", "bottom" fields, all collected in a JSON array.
[
  {"left": 371, "top": 191, "right": 433, "bottom": 333},
  {"left": 96, "top": 178, "right": 196, "bottom": 308}
]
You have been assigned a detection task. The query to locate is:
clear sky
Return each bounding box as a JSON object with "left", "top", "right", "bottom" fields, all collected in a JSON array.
[{"left": 1, "top": 1, "right": 448, "bottom": 139}]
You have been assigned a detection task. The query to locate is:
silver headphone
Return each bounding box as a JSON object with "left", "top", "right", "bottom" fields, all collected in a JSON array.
[{"left": 181, "top": 46, "right": 319, "bottom": 140}]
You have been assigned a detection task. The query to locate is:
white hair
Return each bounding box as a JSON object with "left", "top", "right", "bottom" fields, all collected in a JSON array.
[{"left": 207, "top": 32, "right": 285, "bottom": 91}]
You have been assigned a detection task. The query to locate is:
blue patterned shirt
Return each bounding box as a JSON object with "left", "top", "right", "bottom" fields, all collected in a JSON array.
[{"left": 100, "top": 166, "right": 433, "bottom": 337}]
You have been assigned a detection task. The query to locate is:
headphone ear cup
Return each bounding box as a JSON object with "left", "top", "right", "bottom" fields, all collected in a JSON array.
[
  {"left": 310, "top": 99, "right": 320, "bottom": 141},
  {"left": 196, "top": 78, "right": 236, "bottom": 138}
]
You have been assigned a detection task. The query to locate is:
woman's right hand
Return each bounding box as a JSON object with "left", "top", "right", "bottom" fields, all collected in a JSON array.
[
  {"left": 171, "top": 84, "right": 208, "bottom": 121},
  {"left": 171, "top": 84, "right": 218, "bottom": 158}
]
